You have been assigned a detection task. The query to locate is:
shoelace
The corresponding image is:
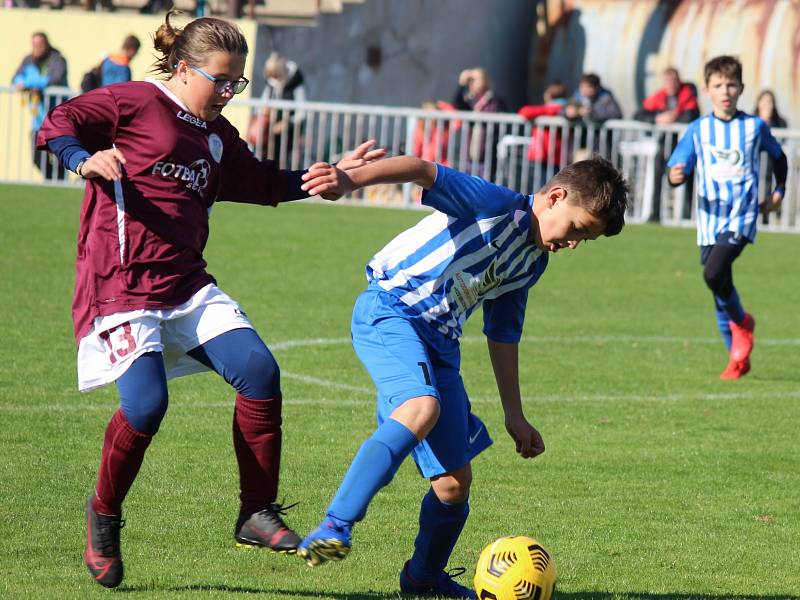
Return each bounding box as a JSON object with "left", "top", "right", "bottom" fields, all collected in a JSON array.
[
  {"left": 260, "top": 501, "right": 299, "bottom": 528},
  {"left": 96, "top": 516, "right": 125, "bottom": 556},
  {"left": 439, "top": 567, "right": 471, "bottom": 594}
]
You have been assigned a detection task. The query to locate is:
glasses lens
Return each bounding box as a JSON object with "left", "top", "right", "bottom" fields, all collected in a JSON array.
[{"left": 233, "top": 79, "right": 249, "bottom": 94}]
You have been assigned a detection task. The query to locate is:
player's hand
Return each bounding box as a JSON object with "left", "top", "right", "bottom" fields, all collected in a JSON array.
[
  {"left": 337, "top": 139, "right": 386, "bottom": 171},
  {"left": 505, "top": 414, "right": 545, "bottom": 459},
  {"left": 301, "top": 163, "right": 355, "bottom": 200},
  {"left": 668, "top": 164, "right": 686, "bottom": 185},
  {"left": 81, "top": 148, "right": 127, "bottom": 181}
]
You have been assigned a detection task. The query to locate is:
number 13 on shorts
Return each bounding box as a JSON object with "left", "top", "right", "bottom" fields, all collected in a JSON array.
[{"left": 98, "top": 321, "right": 137, "bottom": 365}]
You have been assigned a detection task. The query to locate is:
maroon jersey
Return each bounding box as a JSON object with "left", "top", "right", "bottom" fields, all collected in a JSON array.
[{"left": 37, "top": 80, "right": 291, "bottom": 342}]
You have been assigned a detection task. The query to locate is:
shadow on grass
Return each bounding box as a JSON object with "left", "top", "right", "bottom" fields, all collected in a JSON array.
[
  {"left": 117, "top": 584, "right": 389, "bottom": 598},
  {"left": 116, "top": 585, "right": 800, "bottom": 600}
]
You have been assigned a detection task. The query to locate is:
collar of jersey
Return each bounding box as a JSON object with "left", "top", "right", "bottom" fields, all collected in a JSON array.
[{"left": 146, "top": 77, "right": 191, "bottom": 113}]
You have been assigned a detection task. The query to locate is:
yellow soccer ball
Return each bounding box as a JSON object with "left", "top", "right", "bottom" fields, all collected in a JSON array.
[{"left": 473, "top": 536, "right": 557, "bottom": 600}]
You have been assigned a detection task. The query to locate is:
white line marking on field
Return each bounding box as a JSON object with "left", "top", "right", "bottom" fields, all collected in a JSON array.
[
  {"left": 267, "top": 334, "right": 800, "bottom": 349},
  {"left": 281, "top": 371, "right": 373, "bottom": 394},
  {"left": 5, "top": 389, "right": 800, "bottom": 413},
  {"left": 5, "top": 333, "right": 799, "bottom": 414}
]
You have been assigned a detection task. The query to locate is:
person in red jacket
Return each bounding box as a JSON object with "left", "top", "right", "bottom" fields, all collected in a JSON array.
[
  {"left": 635, "top": 67, "right": 699, "bottom": 125},
  {"left": 518, "top": 82, "right": 569, "bottom": 191}
]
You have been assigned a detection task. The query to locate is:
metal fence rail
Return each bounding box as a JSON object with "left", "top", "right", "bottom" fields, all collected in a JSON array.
[{"left": 2, "top": 84, "right": 799, "bottom": 232}]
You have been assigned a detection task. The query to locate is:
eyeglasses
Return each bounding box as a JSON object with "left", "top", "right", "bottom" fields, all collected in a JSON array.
[{"left": 189, "top": 65, "right": 249, "bottom": 95}]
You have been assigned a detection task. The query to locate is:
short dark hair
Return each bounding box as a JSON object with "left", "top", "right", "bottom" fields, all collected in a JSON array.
[
  {"left": 580, "top": 73, "right": 601, "bottom": 87},
  {"left": 546, "top": 156, "right": 629, "bottom": 237},
  {"left": 123, "top": 35, "right": 141, "bottom": 52},
  {"left": 704, "top": 55, "right": 742, "bottom": 85}
]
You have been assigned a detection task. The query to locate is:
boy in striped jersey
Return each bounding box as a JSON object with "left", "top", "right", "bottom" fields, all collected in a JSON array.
[
  {"left": 667, "top": 55, "right": 787, "bottom": 380},
  {"left": 296, "top": 156, "right": 628, "bottom": 598}
]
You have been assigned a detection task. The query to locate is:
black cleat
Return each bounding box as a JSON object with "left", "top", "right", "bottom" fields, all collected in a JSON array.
[
  {"left": 235, "top": 502, "right": 301, "bottom": 553},
  {"left": 83, "top": 495, "right": 124, "bottom": 588}
]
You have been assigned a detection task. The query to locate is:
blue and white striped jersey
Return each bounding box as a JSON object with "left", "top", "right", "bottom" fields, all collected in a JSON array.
[
  {"left": 667, "top": 111, "right": 784, "bottom": 246},
  {"left": 366, "top": 165, "right": 548, "bottom": 342}
]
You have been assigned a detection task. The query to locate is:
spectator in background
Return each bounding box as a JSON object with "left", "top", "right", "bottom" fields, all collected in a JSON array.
[
  {"left": 754, "top": 90, "right": 788, "bottom": 215},
  {"left": 81, "top": 35, "right": 141, "bottom": 93},
  {"left": 518, "top": 81, "right": 569, "bottom": 191},
  {"left": 565, "top": 73, "right": 622, "bottom": 160},
  {"left": 565, "top": 73, "right": 622, "bottom": 125},
  {"left": 634, "top": 68, "right": 700, "bottom": 218},
  {"left": 101, "top": 35, "right": 141, "bottom": 86},
  {"left": 754, "top": 90, "right": 787, "bottom": 128},
  {"left": 634, "top": 67, "right": 699, "bottom": 124},
  {"left": 12, "top": 32, "right": 68, "bottom": 181},
  {"left": 248, "top": 52, "right": 307, "bottom": 159},
  {"left": 413, "top": 100, "right": 456, "bottom": 165},
  {"left": 452, "top": 68, "right": 507, "bottom": 177}
]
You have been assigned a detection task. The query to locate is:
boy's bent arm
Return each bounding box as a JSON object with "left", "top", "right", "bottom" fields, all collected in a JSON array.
[
  {"left": 347, "top": 156, "right": 436, "bottom": 190},
  {"left": 302, "top": 156, "right": 436, "bottom": 197},
  {"left": 487, "top": 338, "right": 545, "bottom": 459}
]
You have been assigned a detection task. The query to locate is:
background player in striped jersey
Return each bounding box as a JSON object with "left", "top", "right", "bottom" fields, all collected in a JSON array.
[
  {"left": 295, "top": 155, "right": 628, "bottom": 598},
  {"left": 667, "top": 55, "right": 787, "bottom": 380},
  {"left": 35, "top": 11, "right": 382, "bottom": 589}
]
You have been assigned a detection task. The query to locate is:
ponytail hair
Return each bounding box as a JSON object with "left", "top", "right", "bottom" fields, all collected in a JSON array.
[{"left": 151, "top": 10, "right": 248, "bottom": 77}]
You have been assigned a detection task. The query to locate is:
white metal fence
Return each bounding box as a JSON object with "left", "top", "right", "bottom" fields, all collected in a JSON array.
[{"left": 3, "top": 84, "right": 800, "bottom": 232}]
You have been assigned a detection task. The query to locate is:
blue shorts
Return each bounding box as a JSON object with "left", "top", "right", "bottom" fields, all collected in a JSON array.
[{"left": 351, "top": 286, "right": 493, "bottom": 478}]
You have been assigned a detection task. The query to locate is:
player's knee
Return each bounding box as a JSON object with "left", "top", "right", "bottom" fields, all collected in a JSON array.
[
  {"left": 234, "top": 348, "right": 281, "bottom": 399},
  {"left": 120, "top": 382, "right": 168, "bottom": 435},
  {"left": 703, "top": 263, "right": 725, "bottom": 294},
  {"left": 432, "top": 468, "right": 472, "bottom": 504}
]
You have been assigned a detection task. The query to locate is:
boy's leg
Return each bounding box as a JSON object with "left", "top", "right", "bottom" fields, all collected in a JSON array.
[
  {"left": 86, "top": 351, "right": 167, "bottom": 588},
  {"left": 187, "top": 327, "right": 300, "bottom": 552},
  {"left": 299, "top": 290, "right": 440, "bottom": 566},
  {"left": 701, "top": 234, "right": 754, "bottom": 372},
  {"left": 400, "top": 369, "right": 487, "bottom": 599}
]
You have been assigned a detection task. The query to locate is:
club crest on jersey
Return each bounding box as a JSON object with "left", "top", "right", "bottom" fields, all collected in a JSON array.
[
  {"left": 176, "top": 110, "right": 207, "bottom": 129},
  {"left": 704, "top": 143, "right": 745, "bottom": 181},
  {"left": 152, "top": 158, "right": 210, "bottom": 192},
  {"left": 208, "top": 134, "right": 223, "bottom": 163},
  {"left": 450, "top": 261, "right": 502, "bottom": 312}
]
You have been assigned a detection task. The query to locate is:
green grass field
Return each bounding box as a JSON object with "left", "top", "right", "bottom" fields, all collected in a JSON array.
[{"left": 1, "top": 183, "right": 798, "bottom": 599}]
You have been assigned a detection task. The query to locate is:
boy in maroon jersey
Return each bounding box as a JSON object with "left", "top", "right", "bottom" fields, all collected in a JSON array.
[{"left": 36, "top": 11, "right": 382, "bottom": 589}]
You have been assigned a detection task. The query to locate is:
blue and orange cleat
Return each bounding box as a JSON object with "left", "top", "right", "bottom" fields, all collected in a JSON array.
[
  {"left": 399, "top": 561, "right": 478, "bottom": 599},
  {"left": 720, "top": 357, "right": 751, "bottom": 380},
  {"left": 730, "top": 313, "right": 755, "bottom": 362},
  {"left": 297, "top": 516, "right": 352, "bottom": 566}
]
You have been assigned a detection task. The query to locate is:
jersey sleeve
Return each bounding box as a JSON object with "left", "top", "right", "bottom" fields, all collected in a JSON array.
[
  {"left": 758, "top": 120, "right": 784, "bottom": 160},
  {"left": 35, "top": 87, "right": 120, "bottom": 152},
  {"left": 666, "top": 122, "right": 696, "bottom": 173},
  {"left": 421, "top": 164, "right": 524, "bottom": 219},
  {"left": 217, "top": 131, "right": 290, "bottom": 206},
  {"left": 482, "top": 286, "right": 530, "bottom": 343}
]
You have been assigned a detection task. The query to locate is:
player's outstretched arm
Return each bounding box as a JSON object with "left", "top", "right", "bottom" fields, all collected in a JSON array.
[
  {"left": 487, "top": 338, "right": 545, "bottom": 459},
  {"left": 301, "top": 156, "right": 436, "bottom": 198}
]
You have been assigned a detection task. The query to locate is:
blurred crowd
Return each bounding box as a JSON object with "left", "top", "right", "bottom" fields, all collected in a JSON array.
[{"left": 9, "top": 26, "right": 791, "bottom": 186}]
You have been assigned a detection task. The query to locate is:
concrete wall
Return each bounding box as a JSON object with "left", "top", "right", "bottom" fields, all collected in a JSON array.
[{"left": 252, "top": 0, "right": 536, "bottom": 110}]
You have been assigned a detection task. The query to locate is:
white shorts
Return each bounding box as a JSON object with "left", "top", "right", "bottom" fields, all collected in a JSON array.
[{"left": 77, "top": 283, "right": 254, "bottom": 392}]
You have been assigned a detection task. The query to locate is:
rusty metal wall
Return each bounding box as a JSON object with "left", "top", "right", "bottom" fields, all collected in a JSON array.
[{"left": 530, "top": 0, "right": 800, "bottom": 125}]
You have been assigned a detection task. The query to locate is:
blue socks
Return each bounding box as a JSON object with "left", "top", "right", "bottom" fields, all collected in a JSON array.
[
  {"left": 714, "top": 286, "right": 744, "bottom": 350},
  {"left": 407, "top": 488, "right": 469, "bottom": 579},
  {"left": 327, "top": 418, "right": 418, "bottom": 523},
  {"left": 714, "top": 302, "right": 733, "bottom": 351}
]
